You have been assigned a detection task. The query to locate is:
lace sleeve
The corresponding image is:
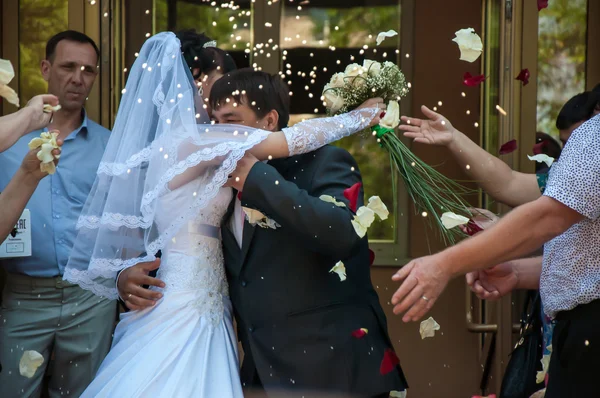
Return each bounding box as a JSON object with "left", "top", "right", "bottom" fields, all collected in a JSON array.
[{"left": 282, "top": 107, "right": 380, "bottom": 156}]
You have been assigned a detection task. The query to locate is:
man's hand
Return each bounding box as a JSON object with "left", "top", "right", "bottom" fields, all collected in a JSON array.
[
  {"left": 390, "top": 254, "right": 452, "bottom": 322},
  {"left": 25, "top": 94, "right": 59, "bottom": 132},
  {"left": 225, "top": 152, "right": 260, "bottom": 191},
  {"left": 19, "top": 138, "right": 63, "bottom": 181},
  {"left": 399, "top": 105, "right": 456, "bottom": 147},
  {"left": 465, "top": 262, "right": 519, "bottom": 300},
  {"left": 117, "top": 258, "right": 165, "bottom": 311}
]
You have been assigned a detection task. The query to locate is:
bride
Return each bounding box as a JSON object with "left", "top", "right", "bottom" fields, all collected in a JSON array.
[{"left": 64, "top": 32, "right": 383, "bottom": 397}]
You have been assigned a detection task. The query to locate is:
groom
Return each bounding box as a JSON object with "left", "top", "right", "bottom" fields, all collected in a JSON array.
[{"left": 212, "top": 69, "right": 407, "bottom": 397}]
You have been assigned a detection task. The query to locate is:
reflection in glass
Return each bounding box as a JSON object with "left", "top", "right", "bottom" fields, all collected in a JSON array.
[
  {"left": 18, "top": 0, "right": 69, "bottom": 105},
  {"left": 537, "top": 0, "right": 588, "bottom": 139},
  {"left": 282, "top": 2, "right": 401, "bottom": 241},
  {"left": 154, "top": 0, "right": 251, "bottom": 68}
]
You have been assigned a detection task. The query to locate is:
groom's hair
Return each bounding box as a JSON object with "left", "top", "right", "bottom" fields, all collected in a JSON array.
[{"left": 209, "top": 68, "right": 290, "bottom": 130}]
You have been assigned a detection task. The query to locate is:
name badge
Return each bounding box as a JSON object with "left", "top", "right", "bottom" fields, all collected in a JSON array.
[{"left": 0, "top": 209, "right": 32, "bottom": 258}]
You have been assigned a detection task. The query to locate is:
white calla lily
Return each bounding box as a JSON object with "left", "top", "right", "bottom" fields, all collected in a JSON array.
[
  {"left": 380, "top": 101, "right": 400, "bottom": 130},
  {"left": 440, "top": 212, "right": 470, "bottom": 230},
  {"left": 329, "top": 261, "right": 347, "bottom": 281},
  {"left": 367, "top": 196, "right": 389, "bottom": 220},
  {"left": 528, "top": 154, "right": 554, "bottom": 167},
  {"left": 452, "top": 28, "right": 483, "bottom": 63}
]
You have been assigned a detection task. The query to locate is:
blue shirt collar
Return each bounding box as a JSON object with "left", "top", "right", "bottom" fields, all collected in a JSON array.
[{"left": 42, "top": 108, "right": 89, "bottom": 141}]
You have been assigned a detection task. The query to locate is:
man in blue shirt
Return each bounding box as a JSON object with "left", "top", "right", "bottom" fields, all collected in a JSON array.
[{"left": 0, "top": 31, "right": 114, "bottom": 397}]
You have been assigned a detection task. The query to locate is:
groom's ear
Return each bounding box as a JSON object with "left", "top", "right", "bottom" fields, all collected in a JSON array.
[{"left": 262, "top": 109, "right": 280, "bottom": 132}]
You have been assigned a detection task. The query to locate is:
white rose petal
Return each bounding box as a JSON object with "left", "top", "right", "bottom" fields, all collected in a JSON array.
[
  {"left": 19, "top": 350, "right": 44, "bottom": 378},
  {"left": 528, "top": 154, "right": 554, "bottom": 167},
  {"left": 0, "top": 58, "right": 15, "bottom": 85},
  {"left": 355, "top": 206, "right": 375, "bottom": 227},
  {"left": 367, "top": 196, "right": 389, "bottom": 220},
  {"left": 452, "top": 28, "right": 483, "bottom": 63},
  {"left": 352, "top": 206, "right": 375, "bottom": 238},
  {"left": 351, "top": 219, "right": 368, "bottom": 238},
  {"left": 362, "top": 60, "right": 381, "bottom": 76},
  {"left": 27, "top": 131, "right": 60, "bottom": 174},
  {"left": 37, "top": 143, "right": 56, "bottom": 163},
  {"left": 43, "top": 104, "right": 61, "bottom": 113},
  {"left": 376, "top": 30, "right": 398, "bottom": 46},
  {"left": 322, "top": 88, "right": 345, "bottom": 113},
  {"left": 329, "top": 261, "right": 347, "bottom": 281},
  {"left": 242, "top": 207, "right": 267, "bottom": 225},
  {"left": 319, "top": 195, "right": 346, "bottom": 207},
  {"left": 440, "top": 211, "right": 470, "bottom": 230},
  {"left": 0, "top": 83, "right": 19, "bottom": 106},
  {"left": 389, "top": 391, "right": 407, "bottom": 398},
  {"left": 380, "top": 101, "right": 400, "bottom": 130},
  {"left": 419, "top": 317, "right": 441, "bottom": 339}
]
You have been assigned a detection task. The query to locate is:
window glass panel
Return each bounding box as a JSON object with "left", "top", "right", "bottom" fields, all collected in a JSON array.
[
  {"left": 154, "top": 0, "right": 252, "bottom": 69},
  {"left": 537, "top": 0, "right": 588, "bottom": 140},
  {"left": 18, "top": 0, "right": 69, "bottom": 104},
  {"left": 281, "top": 1, "right": 401, "bottom": 241}
]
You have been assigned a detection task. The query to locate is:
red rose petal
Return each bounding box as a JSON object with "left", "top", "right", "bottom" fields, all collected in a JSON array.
[
  {"left": 380, "top": 112, "right": 386, "bottom": 118},
  {"left": 343, "top": 182, "right": 362, "bottom": 213},
  {"left": 369, "top": 249, "right": 375, "bottom": 266},
  {"left": 463, "top": 72, "right": 487, "bottom": 87},
  {"left": 533, "top": 140, "right": 548, "bottom": 155},
  {"left": 237, "top": 192, "right": 242, "bottom": 200},
  {"left": 537, "top": 0, "right": 548, "bottom": 11},
  {"left": 516, "top": 69, "right": 530, "bottom": 86},
  {"left": 464, "top": 220, "right": 483, "bottom": 236},
  {"left": 379, "top": 348, "right": 400, "bottom": 375},
  {"left": 499, "top": 139, "right": 517, "bottom": 155},
  {"left": 351, "top": 328, "right": 369, "bottom": 339}
]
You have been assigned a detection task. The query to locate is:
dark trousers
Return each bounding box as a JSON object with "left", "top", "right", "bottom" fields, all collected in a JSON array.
[{"left": 545, "top": 299, "right": 600, "bottom": 397}]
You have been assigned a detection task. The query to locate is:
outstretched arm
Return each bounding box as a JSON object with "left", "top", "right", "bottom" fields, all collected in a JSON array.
[
  {"left": 399, "top": 105, "right": 541, "bottom": 207},
  {"left": 168, "top": 100, "right": 383, "bottom": 191},
  {"left": 0, "top": 94, "right": 59, "bottom": 152}
]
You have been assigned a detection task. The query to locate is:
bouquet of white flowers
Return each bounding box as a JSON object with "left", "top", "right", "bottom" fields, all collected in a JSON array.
[{"left": 322, "top": 60, "right": 472, "bottom": 244}]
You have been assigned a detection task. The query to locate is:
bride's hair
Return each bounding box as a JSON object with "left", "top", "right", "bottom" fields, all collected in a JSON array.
[{"left": 176, "top": 29, "right": 237, "bottom": 80}]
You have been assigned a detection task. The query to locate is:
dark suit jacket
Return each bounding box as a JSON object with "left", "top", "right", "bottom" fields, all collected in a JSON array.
[{"left": 221, "top": 145, "right": 408, "bottom": 396}]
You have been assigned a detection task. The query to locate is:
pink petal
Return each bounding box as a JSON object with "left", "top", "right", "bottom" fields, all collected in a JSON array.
[
  {"left": 516, "top": 69, "right": 530, "bottom": 85},
  {"left": 343, "top": 182, "right": 362, "bottom": 213},
  {"left": 463, "top": 72, "right": 487, "bottom": 87},
  {"left": 351, "top": 328, "right": 368, "bottom": 339},
  {"left": 499, "top": 139, "right": 517, "bottom": 155},
  {"left": 537, "top": 0, "right": 548, "bottom": 11},
  {"left": 237, "top": 192, "right": 242, "bottom": 200},
  {"left": 464, "top": 220, "right": 483, "bottom": 236},
  {"left": 380, "top": 348, "right": 400, "bottom": 375}
]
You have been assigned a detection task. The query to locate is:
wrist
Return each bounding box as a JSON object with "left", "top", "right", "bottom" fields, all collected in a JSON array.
[
  {"left": 446, "top": 128, "right": 462, "bottom": 151},
  {"left": 23, "top": 106, "right": 38, "bottom": 133},
  {"left": 16, "top": 166, "right": 42, "bottom": 185}
]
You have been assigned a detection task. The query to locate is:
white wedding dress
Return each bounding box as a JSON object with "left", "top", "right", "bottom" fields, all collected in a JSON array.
[{"left": 81, "top": 186, "right": 242, "bottom": 397}]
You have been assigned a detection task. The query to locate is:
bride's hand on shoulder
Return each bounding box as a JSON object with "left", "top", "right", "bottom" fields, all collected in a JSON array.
[{"left": 399, "top": 105, "right": 456, "bottom": 147}]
